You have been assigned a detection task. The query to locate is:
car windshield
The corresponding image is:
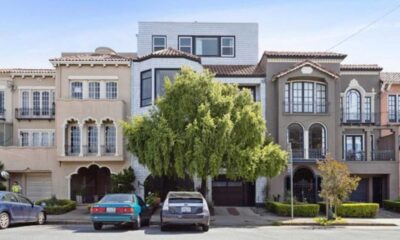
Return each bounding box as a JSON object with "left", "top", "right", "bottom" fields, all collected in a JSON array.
[{"left": 99, "top": 194, "right": 134, "bottom": 203}]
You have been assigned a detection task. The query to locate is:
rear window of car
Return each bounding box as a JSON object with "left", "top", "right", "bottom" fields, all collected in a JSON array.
[
  {"left": 169, "top": 198, "right": 203, "bottom": 204},
  {"left": 100, "top": 194, "right": 134, "bottom": 203}
]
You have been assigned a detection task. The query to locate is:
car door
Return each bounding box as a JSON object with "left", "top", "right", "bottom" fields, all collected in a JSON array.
[
  {"left": 137, "top": 196, "right": 152, "bottom": 222},
  {"left": 16, "top": 195, "right": 35, "bottom": 222},
  {"left": 2, "top": 193, "right": 23, "bottom": 222}
]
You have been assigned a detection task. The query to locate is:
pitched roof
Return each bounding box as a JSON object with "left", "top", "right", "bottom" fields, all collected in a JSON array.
[
  {"left": 340, "top": 64, "right": 383, "bottom": 71},
  {"left": 272, "top": 60, "right": 339, "bottom": 80},
  {"left": 264, "top": 51, "right": 347, "bottom": 59},
  {"left": 49, "top": 53, "right": 132, "bottom": 62},
  {"left": 381, "top": 72, "right": 400, "bottom": 83},
  {"left": 135, "top": 48, "right": 201, "bottom": 63},
  {"left": 0, "top": 68, "right": 55, "bottom": 74},
  {"left": 203, "top": 65, "right": 265, "bottom": 77}
]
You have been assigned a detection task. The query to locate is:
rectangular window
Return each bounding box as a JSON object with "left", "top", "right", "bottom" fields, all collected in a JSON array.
[
  {"left": 71, "top": 82, "right": 83, "bottom": 99},
  {"left": 42, "top": 91, "right": 50, "bottom": 116},
  {"left": 284, "top": 83, "right": 290, "bottom": 112},
  {"left": 388, "top": 95, "right": 396, "bottom": 122},
  {"left": 221, "top": 37, "right": 234, "bottom": 57},
  {"left": 303, "top": 83, "right": 314, "bottom": 112},
  {"left": 316, "top": 84, "right": 327, "bottom": 113},
  {"left": 140, "top": 70, "right": 152, "bottom": 107},
  {"left": 32, "top": 132, "right": 40, "bottom": 147},
  {"left": 152, "top": 36, "right": 166, "bottom": 52},
  {"left": 70, "top": 126, "right": 80, "bottom": 154},
  {"left": 178, "top": 36, "right": 192, "bottom": 54},
  {"left": 106, "top": 82, "right": 118, "bottom": 99},
  {"left": 292, "top": 82, "right": 303, "bottom": 113},
  {"left": 155, "top": 69, "right": 179, "bottom": 98},
  {"left": 0, "top": 91, "right": 4, "bottom": 116},
  {"left": 88, "top": 82, "right": 100, "bottom": 99},
  {"left": 41, "top": 132, "right": 49, "bottom": 147},
  {"left": 105, "top": 125, "right": 116, "bottom": 154},
  {"left": 20, "top": 131, "right": 29, "bottom": 146},
  {"left": 365, "top": 97, "right": 371, "bottom": 122},
  {"left": 32, "top": 91, "right": 41, "bottom": 116},
  {"left": 87, "top": 126, "right": 98, "bottom": 154},
  {"left": 195, "top": 37, "right": 219, "bottom": 56},
  {"left": 397, "top": 95, "right": 400, "bottom": 122}
]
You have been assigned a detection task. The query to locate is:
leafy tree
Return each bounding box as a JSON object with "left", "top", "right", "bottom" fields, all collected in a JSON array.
[
  {"left": 111, "top": 167, "right": 136, "bottom": 193},
  {"left": 122, "top": 67, "right": 287, "bottom": 196},
  {"left": 317, "top": 155, "right": 360, "bottom": 219}
]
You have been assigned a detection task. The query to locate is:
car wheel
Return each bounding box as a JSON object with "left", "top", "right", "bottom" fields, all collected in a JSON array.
[
  {"left": 0, "top": 212, "right": 10, "bottom": 229},
  {"left": 132, "top": 215, "right": 141, "bottom": 230},
  {"left": 202, "top": 225, "right": 209, "bottom": 232},
  {"left": 93, "top": 222, "right": 103, "bottom": 230},
  {"left": 37, "top": 212, "right": 46, "bottom": 225}
]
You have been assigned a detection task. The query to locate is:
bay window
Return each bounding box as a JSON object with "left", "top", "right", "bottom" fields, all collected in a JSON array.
[{"left": 285, "top": 81, "right": 327, "bottom": 113}]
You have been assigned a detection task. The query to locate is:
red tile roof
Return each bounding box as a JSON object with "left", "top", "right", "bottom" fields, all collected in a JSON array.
[
  {"left": 381, "top": 72, "right": 400, "bottom": 83},
  {"left": 0, "top": 68, "right": 55, "bottom": 74},
  {"left": 340, "top": 64, "right": 383, "bottom": 71},
  {"left": 135, "top": 48, "right": 201, "bottom": 63},
  {"left": 264, "top": 51, "right": 347, "bottom": 59},
  {"left": 203, "top": 65, "right": 265, "bottom": 77},
  {"left": 50, "top": 54, "right": 132, "bottom": 62},
  {"left": 272, "top": 60, "right": 339, "bottom": 80}
]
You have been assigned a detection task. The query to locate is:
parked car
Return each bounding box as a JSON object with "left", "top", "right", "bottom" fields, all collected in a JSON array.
[
  {"left": 90, "top": 193, "right": 152, "bottom": 230},
  {"left": 160, "top": 191, "right": 210, "bottom": 232},
  {"left": 0, "top": 191, "right": 46, "bottom": 229}
]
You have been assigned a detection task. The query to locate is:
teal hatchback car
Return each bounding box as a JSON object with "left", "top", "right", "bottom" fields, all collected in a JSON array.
[{"left": 90, "top": 194, "right": 152, "bottom": 230}]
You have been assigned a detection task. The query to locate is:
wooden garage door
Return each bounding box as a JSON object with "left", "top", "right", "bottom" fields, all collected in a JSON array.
[
  {"left": 212, "top": 175, "right": 255, "bottom": 206},
  {"left": 26, "top": 173, "right": 52, "bottom": 201}
]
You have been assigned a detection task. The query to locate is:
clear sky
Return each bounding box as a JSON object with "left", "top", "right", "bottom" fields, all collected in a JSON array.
[{"left": 1, "top": 0, "right": 399, "bottom": 71}]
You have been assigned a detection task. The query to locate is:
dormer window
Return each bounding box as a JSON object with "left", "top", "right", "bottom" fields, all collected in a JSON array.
[{"left": 152, "top": 36, "right": 166, "bottom": 52}]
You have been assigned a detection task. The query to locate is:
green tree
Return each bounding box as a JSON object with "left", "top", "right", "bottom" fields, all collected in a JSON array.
[
  {"left": 122, "top": 67, "right": 287, "bottom": 195},
  {"left": 111, "top": 167, "right": 136, "bottom": 193},
  {"left": 317, "top": 155, "right": 360, "bottom": 219}
]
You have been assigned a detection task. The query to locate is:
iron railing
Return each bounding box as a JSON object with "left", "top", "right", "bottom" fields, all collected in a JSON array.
[
  {"left": 65, "top": 145, "right": 80, "bottom": 156},
  {"left": 341, "top": 111, "right": 376, "bottom": 124},
  {"left": 101, "top": 145, "right": 116, "bottom": 155},
  {"left": 345, "top": 151, "right": 366, "bottom": 161},
  {"left": 309, "top": 149, "right": 325, "bottom": 159},
  {"left": 371, "top": 150, "right": 395, "bottom": 161},
  {"left": 15, "top": 108, "right": 55, "bottom": 120},
  {"left": 82, "top": 145, "right": 98, "bottom": 156}
]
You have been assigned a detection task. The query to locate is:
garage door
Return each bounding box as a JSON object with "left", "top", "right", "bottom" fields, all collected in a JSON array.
[
  {"left": 212, "top": 175, "right": 255, "bottom": 206},
  {"left": 350, "top": 178, "right": 368, "bottom": 202},
  {"left": 26, "top": 173, "right": 52, "bottom": 201}
]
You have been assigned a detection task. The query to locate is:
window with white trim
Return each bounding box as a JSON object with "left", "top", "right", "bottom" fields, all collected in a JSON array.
[
  {"left": 19, "top": 130, "right": 55, "bottom": 147},
  {"left": 178, "top": 37, "right": 192, "bottom": 54},
  {"left": 87, "top": 125, "right": 98, "bottom": 154},
  {"left": 70, "top": 126, "right": 80, "bottom": 154},
  {"left": 152, "top": 36, "right": 166, "bottom": 52},
  {"left": 21, "top": 91, "right": 30, "bottom": 115},
  {"left": 221, "top": 37, "right": 234, "bottom": 57},
  {"left": 106, "top": 82, "right": 117, "bottom": 99},
  {"left": 71, "top": 82, "right": 83, "bottom": 99},
  {"left": 20, "top": 131, "right": 29, "bottom": 147},
  {"left": 140, "top": 70, "right": 152, "bottom": 107},
  {"left": 155, "top": 69, "right": 179, "bottom": 98},
  {"left": 195, "top": 37, "right": 219, "bottom": 56},
  {"left": 0, "top": 91, "right": 4, "bottom": 116},
  {"left": 285, "top": 81, "right": 327, "bottom": 114},
  {"left": 388, "top": 95, "right": 400, "bottom": 122},
  {"left": 105, "top": 125, "right": 116, "bottom": 154},
  {"left": 88, "top": 82, "right": 100, "bottom": 99}
]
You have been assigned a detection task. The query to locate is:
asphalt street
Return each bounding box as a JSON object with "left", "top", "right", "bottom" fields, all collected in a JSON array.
[{"left": 1, "top": 224, "right": 400, "bottom": 240}]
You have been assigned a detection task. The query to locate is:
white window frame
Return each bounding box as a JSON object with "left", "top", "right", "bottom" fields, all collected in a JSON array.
[
  {"left": 70, "top": 82, "right": 83, "bottom": 99},
  {"left": 152, "top": 36, "right": 167, "bottom": 52},
  {"left": 106, "top": 82, "right": 118, "bottom": 99},
  {"left": 18, "top": 129, "right": 55, "bottom": 147},
  {"left": 221, "top": 36, "right": 235, "bottom": 57},
  {"left": 178, "top": 36, "right": 193, "bottom": 54},
  {"left": 88, "top": 82, "right": 100, "bottom": 99}
]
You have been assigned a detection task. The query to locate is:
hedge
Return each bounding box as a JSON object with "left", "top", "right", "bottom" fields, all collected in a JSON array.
[
  {"left": 383, "top": 200, "right": 400, "bottom": 213},
  {"left": 319, "top": 202, "right": 379, "bottom": 218},
  {"left": 35, "top": 199, "right": 76, "bottom": 215},
  {"left": 266, "top": 201, "right": 319, "bottom": 217}
]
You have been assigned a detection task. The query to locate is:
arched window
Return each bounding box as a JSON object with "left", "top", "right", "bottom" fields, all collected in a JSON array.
[
  {"left": 69, "top": 125, "right": 80, "bottom": 155},
  {"left": 309, "top": 124, "right": 326, "bottom": 159},
  {"left": 288, "top": 123, "right": 304, "bottom": 158},
  {"left": 346, "top": 89, "right": 361, "bottom": 120},
  {"left": 104, "top": 125, "right": 116, "bottom": 154}
]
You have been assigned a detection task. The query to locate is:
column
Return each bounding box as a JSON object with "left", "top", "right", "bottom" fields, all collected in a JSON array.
[
  {"left": 61, "top": 124, "right": 66, "bottom": 156},
  {"left": 100, "top": 82, "right": 107, "bottom": 99},
  {"left": 304, "top": 129, "right": 309, "bottom": 159},
  {"left": 115, "top": 123, "right": 118, "bottom": 156},
  {"left": 365, "top": 130, "right": 371, "bottom": 161},
  {"left": 82, "top": 82, "right": 89, "bottom": 99},
  {"left": 66, "top": 175, "right": 71, "bottom": 200},
  {"left": 79, "top": 123, "right": 84, "bottom": 157},
  {"left": 97, "top": 123, "right": 102, "bottom": 156}
]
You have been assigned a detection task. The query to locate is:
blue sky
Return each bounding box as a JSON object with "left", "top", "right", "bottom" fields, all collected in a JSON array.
[{"left": 1, "top": 0, "right": 400, "bottom": 71}]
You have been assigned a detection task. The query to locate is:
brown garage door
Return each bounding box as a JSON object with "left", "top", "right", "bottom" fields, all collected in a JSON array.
[{"left": 212, "top": 175, "right": 255, "bottom": 206}]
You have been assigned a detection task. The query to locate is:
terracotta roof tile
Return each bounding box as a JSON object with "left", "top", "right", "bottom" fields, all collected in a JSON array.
[
  {"left": 50, "top": 54, "right": 132, "bottom": 62},
  {"left": 0, "top": 68, "right": 55, "bottom": 74},
  {"left": 135, "top": 48, "right": 201, "bottom": 63},
  {"left": 381, "top": 72, "right": 400, "bottom": 83},
  {"left": 340, "top": 64, "right": 383, "bottom": 71},
  {"left": 264, "top": 51, "right": 347, "bottom": 59},
  {"left": 272, "top": 60, "right": 339, "bottom": 80},
  {"left": 203, "top": 65, "right": 265, "bottom": 77}
]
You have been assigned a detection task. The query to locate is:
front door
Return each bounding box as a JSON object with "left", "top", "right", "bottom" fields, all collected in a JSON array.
[
  {"left": 345, "top": 135, "right": 364, "bottom": 160},
  {"left": 373, "top": 177, "right": 384, "bottom": 204}
]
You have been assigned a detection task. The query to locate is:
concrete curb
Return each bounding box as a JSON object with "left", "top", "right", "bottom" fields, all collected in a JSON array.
[{"left": 279, "top": 222, "right": 397, "bottom": 227}]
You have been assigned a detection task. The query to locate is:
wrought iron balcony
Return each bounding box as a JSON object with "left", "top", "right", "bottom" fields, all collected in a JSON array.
[
  {"left": 308, "top": 149, "right": 325, "bottom": 159},
  {"left": 15, "top": 108, "right": 55, "bottom": 120},
  {"left": 341, "top": 111, "right": 376, "bottom": 124},
  {"left": 371, "top": 150, "right": 395, "bottom": 161},
  {"left": 82, "top": 145, "right": 98, "bottom": 156},
  {"left": 65, "top": 145, "right": 80, "bottom": 156},
  {"left": 345, "top": 151, "right": 366, "bottom": 161},
  {"left": 101, "top": 145, "right": 116, "bottom": 155}
]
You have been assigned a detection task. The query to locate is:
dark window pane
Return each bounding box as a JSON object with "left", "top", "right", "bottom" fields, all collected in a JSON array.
[
  {"left": 179, "top": 37, "right": 191, "bottom": 46},
  {"left": 155, "top": 69, "right": 178, "bottom": 98},
  {"left": 153, "top": 37, "right": 165, "bottom": 46},
  {"left": 195, "top": 38, "right": 218, "bottom": 56},
  {"left": 141, "top": 70, "right": 152, "bottom": 107}
]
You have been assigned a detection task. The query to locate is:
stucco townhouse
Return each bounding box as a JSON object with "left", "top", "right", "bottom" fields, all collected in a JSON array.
[{"left": 0, "top": 21, "right": 399, "bottom": 207}]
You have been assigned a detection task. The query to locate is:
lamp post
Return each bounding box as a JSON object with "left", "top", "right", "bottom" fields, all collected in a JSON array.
[{"left": 287, "top": 142, "right": 294, "bottom": 219}]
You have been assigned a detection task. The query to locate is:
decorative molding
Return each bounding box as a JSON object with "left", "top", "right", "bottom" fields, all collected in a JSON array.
[
  {"left": 340, "top": 71, "right": 380, "bottom": 75},
  {"left": 68, "top": 76, "right": 119, "bottom": 80},
  {"left": 267, "top": 58, "right": 343, "bottom": 63}
]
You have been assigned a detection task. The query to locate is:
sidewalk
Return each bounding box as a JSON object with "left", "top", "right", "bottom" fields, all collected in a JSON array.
[{"left": 46, "top": 205, "right": 400, "bottom": 227}]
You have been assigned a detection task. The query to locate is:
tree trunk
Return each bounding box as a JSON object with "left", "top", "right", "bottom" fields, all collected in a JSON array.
[{"left": 200, "top": 178, "right": 207, "bottom": 198}]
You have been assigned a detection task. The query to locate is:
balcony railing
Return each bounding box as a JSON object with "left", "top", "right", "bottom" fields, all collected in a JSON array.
[
  {"left": 371, "top": 150, "right": 395, "bottom": 161},
  {"left": 83, "top": 145, "right": 98, "bottom": 156},
  {"left": 15, "top": 108, "right": 55, "bottom": 120},
  {"left": 65, "top": 145, "right": 80, "bottom": 156},
  {"left": 309, "top": 149, "right": 325, "bottom": 159},
  {"left": 0, "top": 109, "right": 5, "bottom": 120},
  {"left": 341, "top": 112, "right": 376, "bottom": 124},
  {"left": 283, "top": 101, "right": 329, "bottom": 114},
  {"left": 101, "top": 145, "right": 116, "bottom": 155},
  {"left": 345, "top": 151, "right": 366, "bottom": 161}
]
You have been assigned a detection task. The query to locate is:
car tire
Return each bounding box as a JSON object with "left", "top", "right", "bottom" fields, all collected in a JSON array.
[
  {"left": 37, "top": 211, "right": 46, "bottom": 225},
  {"left": 132, "top": 215, "right": 141, "bottom": 230},
  {"left": 202, "top": 225, "right": 209, "bottom": 232},
  {"left": 0, "top": 212, "right": 10, "bottom": 230},
  {"left": 93, "top": 222, "right": 103, "bottom": 230}
]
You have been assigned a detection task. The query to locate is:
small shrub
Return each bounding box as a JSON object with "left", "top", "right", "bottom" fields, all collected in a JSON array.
[
  {"left": 266, "top": 201, "right": 319, "bottom": 217},
  {"left": 35, "top": 198, "right": 76, "bottom": 215},
  {"left": 383, "top": 200, "right": 400, "bottom": 213},
  {"left": 314, "top": 217, "right": 345, "bottom": 226},
  {"left": 319, "top": 202, "right": 379, "bottom": 218}
]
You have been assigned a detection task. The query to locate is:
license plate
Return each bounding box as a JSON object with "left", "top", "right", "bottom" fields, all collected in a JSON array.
[
  {"left": 181, "top": 206, "right": 191, "bottom": 213},
  {"left": 106, "top": 207, "right": 116, "bottom": 213}
]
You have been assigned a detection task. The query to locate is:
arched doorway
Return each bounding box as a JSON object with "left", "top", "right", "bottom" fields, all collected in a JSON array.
[
  {"left": 144, "top": 175, "right": 194, "bottom": 201},
  {"left": 293, "top": 167, "right": 316, "bottom": 203},
  {"left": 70, "top": 165, "right": 111, "bottom": 203}
]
